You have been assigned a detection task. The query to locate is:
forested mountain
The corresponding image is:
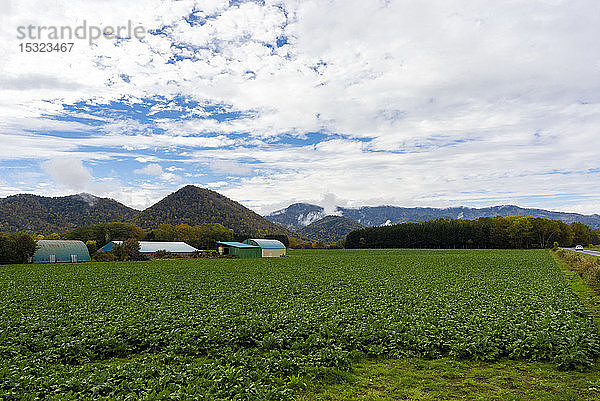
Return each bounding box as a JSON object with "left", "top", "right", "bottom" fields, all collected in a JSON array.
[
  {"left": 267, "top": 203, "right": 325, "bottom": 229},
  {"left": 267, "top": 203, "right": 600, "bottom": 229},
  {"left": 0, "top": 193, "right": 137, "bottom": 234},
  {"left": 298, "top": 215, "right": 364, "bottom": 243},
  {"left": 4, "top": 186, "right": 599, "bottom": 237},
  {"left": 129, "top": 185, "right": 293, "bottom": 236}
]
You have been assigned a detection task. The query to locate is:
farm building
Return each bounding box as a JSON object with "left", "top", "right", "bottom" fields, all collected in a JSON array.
[
  {"left": 216, "top": 241, "right": 262, "bottom": 259},
  {"left": 100, "top": 241, "right": 200, "bottom": 256},
  {"left": 217, "top": 239, "right": 287, "bottom": 258},
  {"left": 243, "top": 239, "right": 287, "bottom": 257},
  {"left": 32, "top": 240, "right": 91, "bottom": 263}
]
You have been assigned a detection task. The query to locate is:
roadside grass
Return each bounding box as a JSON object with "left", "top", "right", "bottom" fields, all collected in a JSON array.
[
  {"left": 301, "top": 357, "right": 600, "bottom": 401},
  {"left": 555, "top": 252, "right": 600, "bottom": 326},
  {"left": 301, "top": 250, "right": 600, "bottom": 401}
]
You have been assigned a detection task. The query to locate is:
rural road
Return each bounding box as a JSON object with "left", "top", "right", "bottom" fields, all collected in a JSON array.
[{"left": 564, "top": 248, "right": 600, "bottom": 257}]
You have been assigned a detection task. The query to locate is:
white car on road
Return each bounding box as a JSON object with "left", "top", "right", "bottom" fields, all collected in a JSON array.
[{"left": 575, "top": 245, "right": 584, "bottom": 250}]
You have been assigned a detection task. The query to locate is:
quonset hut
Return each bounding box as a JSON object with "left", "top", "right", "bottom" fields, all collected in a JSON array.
[
  {"left": 243, "top": 239, "right": 286, "bottom": 257},
  {"left": 32, "top": 240, "right": 91, "bottom": 263}
]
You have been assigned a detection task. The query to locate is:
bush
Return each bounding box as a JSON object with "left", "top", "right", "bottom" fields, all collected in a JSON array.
[
  {"left": 189, "top": 250, "right": 224, "bottom": 258},
  {"left": 112, "top": 239, "right": 147, "bottom": 261},
  {"left": 153, "top": 250, "right": 177, "bottom": 259},
  {"left": 93, "top": 252, "right": 117, "bottom": 262}
]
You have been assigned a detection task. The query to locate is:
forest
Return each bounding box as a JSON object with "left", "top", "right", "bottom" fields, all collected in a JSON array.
[{"left": 346, "top": 216, "right": 599, "bottom": 249}]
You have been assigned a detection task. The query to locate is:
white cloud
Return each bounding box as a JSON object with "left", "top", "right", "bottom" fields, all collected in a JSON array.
[
  {"left": 134, "top": 163, "right": 181, "bottom": 182},
  {"left": 134, "top": 163, "right": 164, "bottom": 176},
  {"left": 210, "top": 159, "right": 252, "bottom": 175},
  {"left": 1, "top": 0, "right": 600, "bottom": 214},
  {"left": 319, "top": 192, "right": 345, "bottom": 216},
  {"left": 41, "top": 158, "right": 92, "bottom": 190}
]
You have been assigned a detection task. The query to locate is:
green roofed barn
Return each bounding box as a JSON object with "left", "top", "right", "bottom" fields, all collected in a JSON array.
[
  {"left": 217, "top": 239, "right": 287, "bottom": 259},
  {"left": 216, "top": 242, "right": 262, "bottom": 259},
  {"left": 32, "top": 240, "right": 91, "bottom": 263}
]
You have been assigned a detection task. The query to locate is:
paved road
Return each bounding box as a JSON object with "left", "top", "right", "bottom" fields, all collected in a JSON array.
[{"left": 564, "top": 248, "right": 600, "bottom": 257}]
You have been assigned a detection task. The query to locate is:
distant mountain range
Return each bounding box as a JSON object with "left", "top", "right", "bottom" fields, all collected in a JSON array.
[
  {"left": 2, "top": 187, "right": 599, "bottom": 242},
  {"left": 0, "top": 186, "right": 291, "bottom": 237},
  {"left": 266, "top": 203, "right": 600, "bottom": 230}
]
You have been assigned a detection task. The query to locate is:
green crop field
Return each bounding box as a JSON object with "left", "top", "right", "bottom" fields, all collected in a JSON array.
[{"left": 1, "top": 249, "right": 599, "bottom": 400}]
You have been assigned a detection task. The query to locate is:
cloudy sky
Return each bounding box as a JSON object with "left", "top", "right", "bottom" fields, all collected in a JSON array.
[{"left": 1, "top": 0, "right": 599, "bottom": 214}]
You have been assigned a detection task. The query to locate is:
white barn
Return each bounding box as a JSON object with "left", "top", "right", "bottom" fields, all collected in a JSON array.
[{"left": 100, "top": 241, "right": 200, "bottom": 256}]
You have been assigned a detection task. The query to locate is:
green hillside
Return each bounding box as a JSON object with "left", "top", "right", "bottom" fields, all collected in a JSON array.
[
  {"left": 129, "top": 185, "right": 293, "bottom": 236},
  {"left": 298, "top": 215, "right": 364, "bottom": 243},
  {"left": 0, "top": 193, "right": 138, "bottom": 234}
]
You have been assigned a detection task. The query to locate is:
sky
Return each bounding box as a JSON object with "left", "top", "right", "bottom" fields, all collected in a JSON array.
[{"left": 1, "top": 0, "right": 599, "bottom": 215}]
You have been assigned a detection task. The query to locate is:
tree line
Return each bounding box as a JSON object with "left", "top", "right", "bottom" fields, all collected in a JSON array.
[{"left": 345, "top": 217, "right": 599, "bottom": 249}]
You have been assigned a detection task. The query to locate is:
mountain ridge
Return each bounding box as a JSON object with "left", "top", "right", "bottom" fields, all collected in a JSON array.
[
  {"left": 2, "top": 187, "right": 599, "bottom": 235},
  {"left": 266, "top": 203, "right": 600, "bottom": 229},
  {"left": 0, "top": 193, "right": 138, "bottom": 233},
  {"left": 0, "top": 186, "right": 293, "bottom": 236},
  {"left": 129, "top": 185, "right": 294, "bottom": 236},
  {"left": 267, "top": 203, "right": 325, "bottom": 229}
]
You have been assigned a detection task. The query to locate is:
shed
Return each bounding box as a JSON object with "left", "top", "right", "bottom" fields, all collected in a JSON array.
[
  {"left": 243, "top": 239, "right": 287, "bottom": 257},
  {"left": 216, "top": 241, "right": 262, "bottom": 259},
  {"left": 100, "top": 241, "right": 199, "bottom": 256},
  {"left": 32, "top": 240, "right": 91, "bottom": 263}
]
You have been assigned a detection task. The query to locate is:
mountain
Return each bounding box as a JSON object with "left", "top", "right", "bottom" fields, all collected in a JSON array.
[
  {"left": 0, "top": 193, "right": 138, "bottom": 234},
  {"left": 266, "top": 203, "right": 325, "bottom": 229},
  {"left": 298, "top": 215, "right": 364, "bottom": 243},
  {"left": 267, "top": 203, "right": 600, "bottom": 229},
  {"left": 129, "top": 185, "right": 293, "bottom": 236},
  {"left": 4, "top": 186, "right": 599, "bottom": 236},
  {"left": 339, "top": 205, "right": 600, "bottom": 228}
]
